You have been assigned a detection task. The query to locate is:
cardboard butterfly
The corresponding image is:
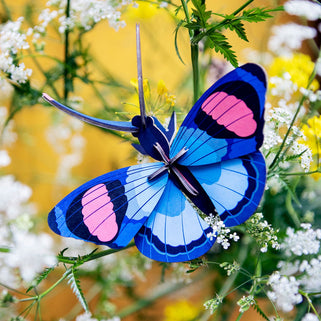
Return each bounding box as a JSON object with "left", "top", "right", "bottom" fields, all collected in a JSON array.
[{"left": 44, "top": 30, "right": 266, "bottom": 262}]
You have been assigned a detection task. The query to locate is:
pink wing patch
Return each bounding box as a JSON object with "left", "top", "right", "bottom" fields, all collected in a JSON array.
[
  {"left": 201, "top": 91, "right": 257, "bottom": 137},
  {"left": 81, "top": 184, "right": 118, "bottom": 242}
]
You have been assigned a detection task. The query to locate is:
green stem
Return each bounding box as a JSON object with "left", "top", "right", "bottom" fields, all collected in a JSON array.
[
  {"left": 269, "top": 48, "right": 321, "bottom": 171},
  {"left": 180, "top": 0, "right": 200, "bottom": 102},
  {"left": 235, "top": 312, "right": 244, "bottom": 321},
  {"left": 205, "top": 0, "right": 254, "bottom": 34},
  {"left": 38, "top": 269, "right": 71, "bottom": 300},
  {"left": 64, "top": 0, "right": 71, "bottom": 100},
  {"left": 278, "top": 169, "right": 321, "bottom": 177},
  {"left": 299, "top": 290, "right": 321, "bottom": 320},
  {"left": 28, "top": 52, "right": 61, "bottom": 99},
  {"left": 57, "top": 241, "right": 135, "bottom": 264},
  {"left": 218, "top": 235, "right": 250, "bottom": 298},
  {"left": 191, "top": 44, "right": 200, "bottom": 102},
  {"left": 0, "top": 0, "right": 11, "bottom": 20}
]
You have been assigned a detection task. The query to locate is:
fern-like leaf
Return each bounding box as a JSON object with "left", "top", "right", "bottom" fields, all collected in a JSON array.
[
  {"left": 67, "top": 267, "right": 89, "bottom": 312},
  {"left": 253, "top": 302, "right": 270, "bottom": 321},
  {"left": 227, "top": 20, "right": 248, "bottom": 42},
  {"left": 27, "top": 267, "right": 55, "bottom": 293},
  {"left": 208, "top": 32, "right": 238, "bottom": 67}
]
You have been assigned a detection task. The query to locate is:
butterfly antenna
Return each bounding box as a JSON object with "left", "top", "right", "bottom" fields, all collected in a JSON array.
[
  {"left": 42, "top": 93, "right": 138, "bottom": 133},
  {"left": 136, "top": 24, "right": 146, "bottom": 128}
]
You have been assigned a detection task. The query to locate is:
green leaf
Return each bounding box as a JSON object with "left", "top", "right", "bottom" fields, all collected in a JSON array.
[
  {"left": 227, "top": 20, "right": 248, "bottom": 42},
  {"left": 27, "top": 267, "right": 55, "bottom": 293},
  {"left": 67, "top": 267, "right": 89, "bottom": 312},
  {"left": 174, "top": 20, "right": 186, "bottom": 64},
  {"left": 253, "top": 303, "right": 270, "bottom": 321},
  {"left": 191, "top": 0, "right": 212, "bottom": 28},
  {"left": 240, "top": 7, "right": 282, "bottom": 23},
  {"left": 208, "top": 32, "right": 238, "bottom": 67}
]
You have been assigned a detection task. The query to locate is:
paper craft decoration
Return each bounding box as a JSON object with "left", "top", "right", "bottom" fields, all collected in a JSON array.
[{"left": 44, "top": 27, "right": 266, "bottom": 263}]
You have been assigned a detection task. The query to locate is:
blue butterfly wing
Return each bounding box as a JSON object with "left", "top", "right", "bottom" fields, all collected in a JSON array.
[
  {"left": 170, "top": 63, "right": 266, "bottom": 166},
  {"left": 134, "top": 178, "right": 215, "bottom": 262},
  {"left": 48, "top": 162, "right": 168, "bottom": 248},
  {"left": 189, "top": 151, "right": 266, "bottom": 227}
]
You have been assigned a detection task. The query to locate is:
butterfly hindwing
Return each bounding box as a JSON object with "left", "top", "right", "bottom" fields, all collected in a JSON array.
[
  {"left": 48, "top": 162, "right": 168, "bottom": 248},
  {"left": 170, "top": 63, "right": 266, "bottom": 166},
  {"left": 189, "top": 151, "right": 266, "bottom": 227},
  {"left": 135, "top": 178, "right": 215, "bottom": 262}
]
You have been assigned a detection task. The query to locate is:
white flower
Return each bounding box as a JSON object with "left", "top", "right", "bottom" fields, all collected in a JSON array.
[
  {"left": 284, "top": 0, "right": 321, "bottom": 21},
  {"left": 0, "top": 175, "right": 33, "bottom": 219},
  {"left": 267, "top": 272, "right": 302, "bottom": 312},
  {"left": 7, "top": 231, "right": 57, "bottom": 282},
  {"left": 0, "top": 17, "right": 29, "bottom": 54},
  {"left": 281, "top": 225, "right": 321, "bottom": 256},
  {"left": 299, "top": 256, "right": 321, "bottom": 292},
  {"left": 302, "top": 313, "right": 319, "bottom": 321},
  {"left": 205, "top": 215, "right": 239, "bottom": 249},
  {"left": 290, "top": 141, "right": 313, "bottom": 172},
  {"left": 268, "top": 23, "right": 317, "bottom": 56},
  {"left": 0, "top": 150, "right": 10, "bottom": 167},
  {"left": 47, "top": 0, "right": 131, "bottom": 33}
]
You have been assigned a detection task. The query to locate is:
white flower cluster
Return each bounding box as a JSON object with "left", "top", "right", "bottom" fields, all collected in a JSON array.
[
  {"left": 34, "top": 0, "right": 132, "bottom": 36},
  {"left": 0, "top": 109, "right": 57, "bottom": 285},
  {"left": 284, "top": 0, "right": 321, "bottom": 21},
  {"left": 267, "top": 272, "right": 302, "bottom": 312},
  {"left": 245, "top": 213, "right": 279, "bottom": 252},
  {"left": 0, "top": 173, "right": 57, "bottom": 284},
  {"left": 268, "top": 23, "right": 316, "bottom": 56},
  {"left": 268, "top": 224, "right": 321, "bottom": 313},
  {"left": 281, "top": 223, "right": 321, "bottom": 256},
  {"left": 7, "top": 231, "right": 57, "bottom": 282},
  {"left": 205, "top": 214, "right": 239, "bottom": 250},
  {"left": 302, "top": 313, "right": 319, "bottom": 321},
  {"left": 264, "top": 72, "right": 314, "bottom": 176},
  {"left": 0, "top": 17, "right": 32, "bottom": 84}
]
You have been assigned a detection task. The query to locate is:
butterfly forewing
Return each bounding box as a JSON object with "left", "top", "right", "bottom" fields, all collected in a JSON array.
[{"left": 170, "top": 63, "right": 266, "bottom": 166}]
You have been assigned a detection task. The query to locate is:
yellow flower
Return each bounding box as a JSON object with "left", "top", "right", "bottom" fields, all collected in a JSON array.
[
  {"left": 299, "top": 115, "right": 321, "bottom": 180},
  {"left": 164, "top": 300, "right": 199, "bottom": 321},
  {"left": 157, "top": 79, "right": 168, "bottom": 96},
  {"left": 269, "top": 53, "right": 319, "bottom": 91},
  {"left": 165, "top": 93, "right": 176, "bottom": 107},
  {"left": 126, "top": 2, "right": 159, "bottom": 20},
  {"left": 130, "top": 78, "right": 150, "bottom": 100}
]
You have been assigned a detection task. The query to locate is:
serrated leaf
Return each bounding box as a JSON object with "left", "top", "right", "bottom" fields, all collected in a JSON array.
[
  {"left": 227, "top": 20, "right": 248, "bottom": 42},
  {"left": 241, "top": 8, "right": 275, "bottom": 23},
  {"left": 27, "top": 267, "right": 55, "bottom": 293},
  {"left": 191, "top": 0, "right": 212, "bottom": 28},
  {"left": 67, "top": 267, "right": 89, "bottom": 312},
  {"left": 253, "top": 303, "right": 270, "bottom": 321},
  {"left": 208, "top": 32, "right": 238, "bottom": 67},
  {"left": 184, "top": 22, "right": 203, "bottom": 30}
]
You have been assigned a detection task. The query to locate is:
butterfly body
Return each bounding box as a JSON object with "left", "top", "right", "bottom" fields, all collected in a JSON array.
[{"left": 48, "top": 63, "right": 267, "bottom": 262}]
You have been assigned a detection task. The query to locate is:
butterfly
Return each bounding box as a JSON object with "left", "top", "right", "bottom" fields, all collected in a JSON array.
[{"left": 43, "top": 63, "right": 266, "bottom": 263}]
